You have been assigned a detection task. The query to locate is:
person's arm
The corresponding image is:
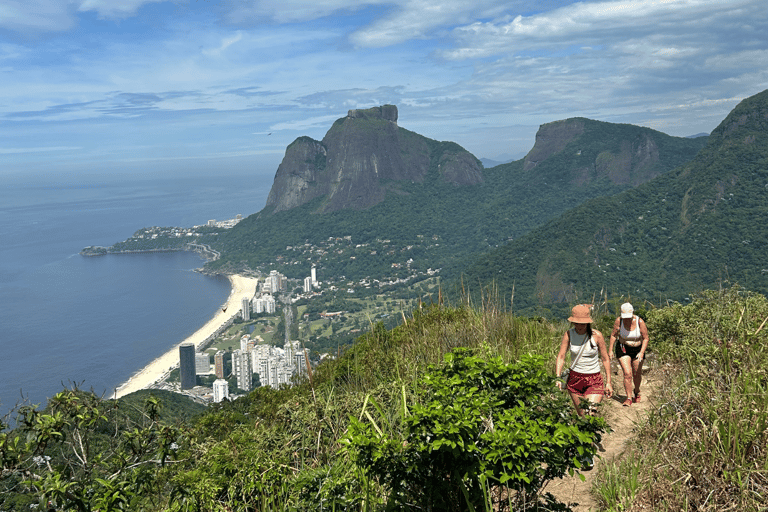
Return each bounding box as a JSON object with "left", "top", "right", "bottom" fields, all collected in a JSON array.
[
  {"left": 595, "top": 330, "right": 613, "bottom": 394},
  {"left": 638, "top": 317, "right": 650, "bottom": 360},
  {"left": 609, "top": 317, "right": 621, "bottom": 360},
  {"left": 555, "top": 331, "right": 570, "bottom": 390}
]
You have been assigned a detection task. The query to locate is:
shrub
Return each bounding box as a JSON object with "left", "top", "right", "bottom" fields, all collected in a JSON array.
[{"left": 345, "top": 348, "right": 607, "bottom": 511}]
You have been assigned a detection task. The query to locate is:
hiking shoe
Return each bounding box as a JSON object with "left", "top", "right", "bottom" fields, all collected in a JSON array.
[{"left": 622, "top": 398, "right": 632, "bottom": 407}]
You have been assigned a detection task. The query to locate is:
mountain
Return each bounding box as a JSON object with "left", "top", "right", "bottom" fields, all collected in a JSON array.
[
  {"left": 452, "top": 89, "right": 768, "bottom": 315},
  {"left": 208, "top": 108, "right": 707, "bottom": 280},
  {"left": 264, "top": 105, "right": 483, "bottom": 213}
]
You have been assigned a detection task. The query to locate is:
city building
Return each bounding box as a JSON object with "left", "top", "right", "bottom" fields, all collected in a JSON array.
[
  {"left": 214, "top": 350, "right": 225, "bottom": 379},
  {"left": 195, "top": 352, "right": 210, "bottom": 374},
  {"left": 311, "top": 266, "right": 318, "bottom": 287},
  {"left": 241, "top": 296, "right": 251, "bottom": 321},
  {"left": 303, "top": 276, "right": 313, "bottom": 293},
  {"left": 179, "top": 343, "right": 196, "bottom": 390},
  {"left": 264, "top": 295, "right": 276, "bottom": 314},
  {"left": 213, "top": 379, "right": 229, "bottom": 403},
  {"left": 232, "top": 349, "right": 252, "bottom": 392},
  {"left": 294, "top": 348, "right": 307, "bottom": 376}
]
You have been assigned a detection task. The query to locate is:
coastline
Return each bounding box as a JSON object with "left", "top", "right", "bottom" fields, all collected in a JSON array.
[{"left": 111, "top": 274, "right": 259, "bottom": 399}]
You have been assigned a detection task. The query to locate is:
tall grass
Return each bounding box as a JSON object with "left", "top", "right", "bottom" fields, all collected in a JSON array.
[{"left": 592, "top": 286, "right": 768, "bottom": 511}]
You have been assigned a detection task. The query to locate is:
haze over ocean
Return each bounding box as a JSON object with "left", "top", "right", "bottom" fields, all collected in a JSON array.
[{"left": 0, "top": 173, "right": 271, "bottom": 416}]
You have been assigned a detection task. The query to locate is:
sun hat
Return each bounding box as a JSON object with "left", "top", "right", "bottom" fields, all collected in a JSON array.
[
  {"left": 620, "top": 302, "right": 634, "bottom": 319},
  {"left": 567, "top": 304, "right": 593, "bottom": 323}
]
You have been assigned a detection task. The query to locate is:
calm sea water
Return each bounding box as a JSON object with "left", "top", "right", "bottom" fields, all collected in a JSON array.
[{"left": 0, "top": 173, "right": 271, "bottom": 416}]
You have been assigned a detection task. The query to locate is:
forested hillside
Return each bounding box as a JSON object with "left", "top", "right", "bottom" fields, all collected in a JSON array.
[
  {"left": 452, "top": 88, "right": 768, "bottom": 315},
  {"left": 206, "top": 115, "right": 706, "bottom": 281}
]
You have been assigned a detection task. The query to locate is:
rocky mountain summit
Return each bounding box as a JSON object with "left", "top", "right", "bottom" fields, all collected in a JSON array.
[
  {"left": 264, "top": 105, "right": 483, "bottom": 213},
  {"left": 521, "top": 117, "right": 689, "bottom": 187}
]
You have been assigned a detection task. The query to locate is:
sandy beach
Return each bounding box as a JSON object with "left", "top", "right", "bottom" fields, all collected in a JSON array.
[{"left": 112, "top": 274, "right": 259, "bottom": 399}]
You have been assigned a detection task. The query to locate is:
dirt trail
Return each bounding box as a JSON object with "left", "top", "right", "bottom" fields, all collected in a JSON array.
[{"left": 545, "top": 362, "right": 659, "bottom": 511}]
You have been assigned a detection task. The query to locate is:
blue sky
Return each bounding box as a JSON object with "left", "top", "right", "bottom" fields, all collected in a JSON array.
[{"left": 1, "top": 0, "right": 767, "bottom": 181}]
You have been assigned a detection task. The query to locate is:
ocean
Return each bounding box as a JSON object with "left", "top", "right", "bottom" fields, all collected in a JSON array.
[{"left": 0, "top": 172, "right": 272, "bottom": 417}]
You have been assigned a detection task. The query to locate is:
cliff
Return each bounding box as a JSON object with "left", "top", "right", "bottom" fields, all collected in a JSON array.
[
  {"left": 522, "top": 117, "right": 688, "bottom": 188},
  {"left": 264, "top": 105, "right": 483, "bottom": 213}
]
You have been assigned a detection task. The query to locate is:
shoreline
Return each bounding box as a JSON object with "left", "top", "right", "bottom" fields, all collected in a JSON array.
[{"left": 111, "top": 274, "right": 259, "bottom": 399}]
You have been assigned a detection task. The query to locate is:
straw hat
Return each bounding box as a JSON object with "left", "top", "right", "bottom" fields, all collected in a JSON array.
[
  {"left": 620, "top": 302, "right": 634, "bottom": 319},
  {"left": 568, "top": 304, "right": 593, "bottom": 323}
]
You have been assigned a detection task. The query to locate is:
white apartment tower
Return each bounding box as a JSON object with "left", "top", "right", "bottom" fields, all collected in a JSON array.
[
  {"left": 212, "top": 379, "right": 229, "bottom": 403},
  {"left": 311, "top": 266, "right": 317, "bottom": 287},
  {"left": 232, "top": 349, "right": 252, "bottom": 392},
  {"left": 294, "top": 349, "right": 307, "bottom": 376},
  {"left": 241, "top": 297, "right": 251, "bottom": 321}
]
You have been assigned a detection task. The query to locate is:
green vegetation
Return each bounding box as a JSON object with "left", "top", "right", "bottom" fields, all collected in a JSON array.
[
  {"left": 593, "top": 286, "right": 768, "bottom": 511},
  {"left": 2, "top": 287, "right": 767, "bottom": 510},
  {"left": 455, "top": 90, "right": 768, "bottom": 314}
]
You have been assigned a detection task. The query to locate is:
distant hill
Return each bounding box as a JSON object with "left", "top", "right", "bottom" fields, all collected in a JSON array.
[
  {"left": 452, "top": 89, "right": 768, "bottom": 315},
  {"left": 208, "top": 109, "right": 707, "bottom": 280}
]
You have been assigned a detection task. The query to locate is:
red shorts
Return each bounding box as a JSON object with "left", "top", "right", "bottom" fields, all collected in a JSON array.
[{"left": 566, "top": 370, "right": 604, "bottom": 396}]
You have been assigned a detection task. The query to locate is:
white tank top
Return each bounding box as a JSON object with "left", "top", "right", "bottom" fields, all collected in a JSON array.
[
  {"left": 619, "top": 316, "right": 643, "bottom": 347},
  {"left": 569, "top": 328, "right": 600, "bottom": 374}
]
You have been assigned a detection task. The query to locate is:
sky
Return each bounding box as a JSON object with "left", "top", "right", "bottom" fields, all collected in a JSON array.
[{"left": 1, "top": 0, "right": 767, "bottom": 182}]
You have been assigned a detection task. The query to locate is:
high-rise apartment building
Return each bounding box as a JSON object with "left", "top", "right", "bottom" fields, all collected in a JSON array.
[
  {"left": 214, "top": 350, "right": 225, "bottom": 379},
  {"left": 232, "top": 349, "right": 252, "bottom": 392},
  {"left": 213, "top": 379, "right": 229, "bottom": 403},
  {"left": 195, "top": 352, "right": 210, "bottom": 374},
  {"left": 241, "top": 297, "right": 251, "bottom": 320},
  {"left": 294, "top": 349, "right": 307, "bottom": 376},
  {"left": 179, "top": 343, "right": 196, "bottom": 390}
]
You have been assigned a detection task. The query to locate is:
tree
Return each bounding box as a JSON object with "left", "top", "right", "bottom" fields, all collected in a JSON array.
[{"left": 0, "top": 388, "right": 185, "bottom": 511}]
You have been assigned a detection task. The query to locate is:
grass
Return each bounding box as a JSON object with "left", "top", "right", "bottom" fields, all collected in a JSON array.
[{"left": 591, "top": 286, "right": 768, "bottom": 511}]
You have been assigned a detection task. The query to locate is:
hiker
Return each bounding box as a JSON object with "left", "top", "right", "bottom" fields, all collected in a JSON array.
[
  {"left": 556, "top": 304, "right": 613, "bottom": 416},
  {"left": 610, "top": 302, "right": 649, "bottom": 406}
]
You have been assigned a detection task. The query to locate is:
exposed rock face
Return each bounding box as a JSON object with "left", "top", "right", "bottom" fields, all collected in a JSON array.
[
  {"left": 523, "top": 118, "right": 666, "bottom": 187},
  {"left": 523, "top": 119, "right": 585, "bottom": 172},
  {"left": 265, "top": 105, "right": 482, "bottom": 213}
]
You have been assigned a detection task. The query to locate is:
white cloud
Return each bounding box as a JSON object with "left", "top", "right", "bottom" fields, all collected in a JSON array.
[
  {"left": 77, "top": 0, "right": 167, "bottom": 18},
  {"left": 269, "top": 114, "right": 344, "bottom": 132},
  {"left": 201, "top": 32, "right": 244, "bottom": 57},
  {"left": 0, "top": 0, "right": 77, "bottom": 32},
  {"left": 443, "top": 0, "right": 763, "bottom": 60},
  {"left": 224, "top": 0, "right": 365, "bottom": 24}
]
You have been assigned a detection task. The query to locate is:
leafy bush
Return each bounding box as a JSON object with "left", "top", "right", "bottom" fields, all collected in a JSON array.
[{"left": 345, "top": 348, "right": 607, "bottom": 511}]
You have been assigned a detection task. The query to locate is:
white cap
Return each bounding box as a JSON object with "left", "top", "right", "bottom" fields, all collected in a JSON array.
[{"left": 620, "top": 302, "right": 634, "bottom": 319}]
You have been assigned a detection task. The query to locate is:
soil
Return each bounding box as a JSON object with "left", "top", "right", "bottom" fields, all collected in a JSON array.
[{"left": 545, "top": 359, "right": 659, "bottom": 511}]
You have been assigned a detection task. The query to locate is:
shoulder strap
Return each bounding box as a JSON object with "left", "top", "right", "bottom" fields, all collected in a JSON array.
[{"left": 569, "top": 331, "right": 591, "bottom": 370}]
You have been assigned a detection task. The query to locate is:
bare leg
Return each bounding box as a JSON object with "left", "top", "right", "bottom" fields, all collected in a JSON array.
[
  {"left": 569, "top": 392, "right": 603, "bottom": 416},
  {"left": 632, "top": 358, "right": 644, "bottom": 398},
  {"left": 618, "top": 356, "right": 633, "bottom": 399},
  {"left": 585, "top": 393, "right": 603, "bottom": 415},
  {"left": 568, "top": 391, "right": 585, "bottom": 416}
]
